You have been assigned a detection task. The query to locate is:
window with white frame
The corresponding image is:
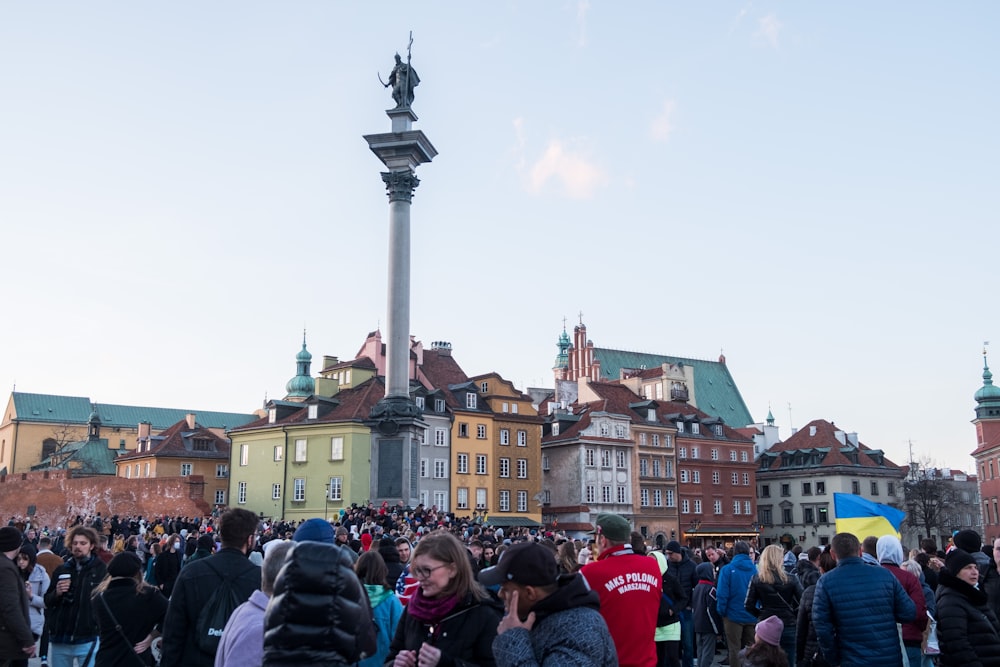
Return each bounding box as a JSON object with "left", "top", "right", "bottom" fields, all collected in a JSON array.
[
  {"left": 466, "top": 393, "right": 477, "bottom": 409},
  {"left": 481, "top": 381, "right": 489, "bottom": 393},
  {"left": 653, "top": 489, "right": 662, "bottom": 506},
  {"left": 457, "top": 487, "right": 469, "bottom": 509},
  {"left": 330, "top": 437, "right": 344, "bottom": 460},
  {"left": 125, "top": 466, "right": 131, "bottom": 479},
  {"left": 640, "top": 459, "right": 649, "bottom": 476},
  {"left": 272, "top": 483, "right": 281, "bottom": 500},
  {"left": 144, "top": 462, "right": 150, "bottom": 477},
  {"left": 273, "top": 445, "right": 282, "bottom": 462},
  {"left": 714, "top": 500, "right": 723, "bottom": 514},
  {"left": 585, "top": 449, "right": 595, "bottom": 466},
  {"left": 216, "top": 464, "right": 228, "bottom": 478},
  {"left": 615, "top": 424, "right": 626, "bottom": 438},
  {"left": 328, "top": 477, "right": 342, "bottom": 501},
  {"left": 552, "top": 423, "right": 560, "bottom": 436},
  {"left": 617, "top": 487, "right": 627, "bottom": 503},
  {"left": 692, "top": 423, "right": 700, "bottom": 435},
  {"left": 691, "top": 446, "right": 699, "bottom": 459},
  {"left": 680, "top": 470, "right": 689, "bottom": 483},
  {"left": 475, "top": 488, "right": 487, "bottom": 510},
  {"left": 434, "top": 459, "right": 447, "bottom": 478},
  {"left": 616, "top": 450, "right": 626, "bottom": 468},
  {"left": 600, "top": 422, "right": 610, "bottom": 436},
  {"left": 420, "top": 490, "right": 429, "bottom": 507},
  {"left": 713, "top": 471, "right": 720, "bottom": 484},
  {"left": 676, "top": 420, "right": 684, "bottom": 433},
  {"left": 678, "top": 447, "right": 687, "bottom": 459},
  {"left": 692, "top": 470, "right": 701, "bottom": 483},
  {"left": 542, "top": 455, "right": 549, "bottom": 471},
  {"left": 499, "top": 490, "right": 510, "bottom": 512},
  {"left": 665, "top": 460, "right": 674, "bottom": 478},
  {"left": 714, "top": 424, "right": 724, "bottom": 437},
  {"left": 517, "top": 490, "right": 528, "bottom": 512},
  {"left": 434, "top": 490, "right": 447, "bottom": 511},
  {"left": 435, "top": 429, "right": 447, "bottom": 446},
  {"left": 511, "top": 403, "right": 518, "bottom": 414},
  {"left": 653, "top": 459, "right": 661, "bottom": 477},
  {"left": 744, "top": 500, "right": 752, "bottom": 515},
  {"left": 308, "top": 404, "right": 318, "bottom": 420},
  {"left": 474, "top": 424, "right": 485, "bottom": 439},
  {"left": 500, "top": 429, "right": 510, "bottom": 445},
  {"left": 181, "top": 463, "right": 192, "bottom": 476},
  {"left": 666, "top": 489, "right": 675, "bottom": 507},
  {"left": 240, "top": 444, "right": 249, "bottom": 466},
  {"left": 293, "top": 478, "right": 305, "bottom": 502},
  {"left": 415, "top": 396, "right": 425, "bottom": 410},
  {"left": 134, "top": 464, "right": 139, "bottom": 478},
  {"left": 294, "top": 439, "right": 307, "bottom": 462},
  {"left": 694, "top": 499, "right": 702, "bottom": 513},
  {"left": 711, "top": 448, "right": 719, "bottom": 460},
  {"left": 741, "top": 451, "right": 749, "bottom": 463},
  {"left": 652, "top": 433, "right": 660, "bottom": 447},
  {"left": 501, "top": 401, "right": 508, "bottom": 412},
  {"left": 476, "top": 454, "right": 487, "bottom": 475},
  {"left": 601, "top": 450, "right": 612, "bottom": 467},
  {"left": 641, "top": 488, "right": 650, "bottom": 506},
  {"left": 732, "top": 472, "right": 739, "bottom": 484},
  {"left": 602, "top": 486, "right": 612, "bottom": 503},
  {"left": 420, "top": 459, "right": 428, "bottom": 478},
  {"left": 681, "top": 499, "right": 690, "bottom": 514},
  {"left": 499, "top": 458, "right": 510, "bottom": 478},
  {"left": 517, "top": 430, "right": 527, "bottom": 446},
  {"left": 517, "top": 459, "right": 527, "bottom": 478},
  {"left": 640, "top": 433, "right": 647, "bottom": 446},
  {"left": 457, "top": 453, "right": 469, "bottom": 474},
  {"left": 268, "top": 408, "right": 277, "bottom": 424},
  {"left": 730, "top": 450, "right": 738, "bottom": 461},
  {"left": 733, "top": 500, "right": 741, "bottom": 514},
  {"left": 742, "top": 472, "right": 750, "bottom": 485},
  {"left": 586, "top": 486, "right": 596, "bottom": 503},
  {"left": 435, "top": 399, "right": 445, "bottom": 413},
  {"left": 238, "top": 481, "right": 247, "bottom": 504}
]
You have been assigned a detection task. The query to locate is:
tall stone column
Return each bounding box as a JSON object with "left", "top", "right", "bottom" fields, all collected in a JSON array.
[{"left": 364, "top": 105, "right": 437, "bottom": 506}]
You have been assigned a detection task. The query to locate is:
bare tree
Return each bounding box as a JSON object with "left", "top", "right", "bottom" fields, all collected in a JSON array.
[{"left": 904, "top": 462, "right": 961, "bottom": 541}]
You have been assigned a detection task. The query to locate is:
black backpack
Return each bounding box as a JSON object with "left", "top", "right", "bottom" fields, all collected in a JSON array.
[{"left": 194, "top": 560, "right": 244, "bottom": 654}]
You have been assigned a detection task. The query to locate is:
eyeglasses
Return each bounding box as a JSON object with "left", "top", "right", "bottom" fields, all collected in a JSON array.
[{"left": 412, "top": 564, "right": 448, "bottom": 579}]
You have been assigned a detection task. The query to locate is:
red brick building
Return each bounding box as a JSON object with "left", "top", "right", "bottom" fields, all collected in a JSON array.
[{"left": 972, "top": 353, "right": 1000, "bottom": 540}]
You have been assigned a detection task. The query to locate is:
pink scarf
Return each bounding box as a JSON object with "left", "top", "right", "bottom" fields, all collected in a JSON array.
[{"left": 407, "top": 587, "right": 462, "bottom": 627}]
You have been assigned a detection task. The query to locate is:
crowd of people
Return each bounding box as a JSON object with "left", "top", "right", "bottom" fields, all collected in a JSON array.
[{"left": 0, "top": 506, "right": 998, "bottom": 667}]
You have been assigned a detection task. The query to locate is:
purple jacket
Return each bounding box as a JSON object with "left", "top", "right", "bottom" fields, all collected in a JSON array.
[{"left": 214, "top": 590, "right": 268, "bottom": 667}]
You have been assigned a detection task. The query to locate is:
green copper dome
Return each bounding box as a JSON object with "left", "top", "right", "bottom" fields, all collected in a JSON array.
[
  {"left": 285, "top": 333, "right": 315, "bottom": 398},
  {"left": 975, "top": 359, "right": 1000, "bottom": 402},
  {"left": 554, "top": 326, "right": 570, "bottom": 368}
]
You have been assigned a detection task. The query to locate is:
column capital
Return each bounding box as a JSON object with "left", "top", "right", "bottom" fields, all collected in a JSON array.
[{"left": 381, "top": 170, "right": 420, "bottom": 203}]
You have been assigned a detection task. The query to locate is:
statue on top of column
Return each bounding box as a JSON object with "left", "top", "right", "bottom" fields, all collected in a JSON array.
[{"left": 380, "top": 34, "right": 419, "bottom": 110}]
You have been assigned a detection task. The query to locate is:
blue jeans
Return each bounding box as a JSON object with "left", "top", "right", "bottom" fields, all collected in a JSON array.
[
  {"left": 781, "top": 623, "right": 796, "bottom": 667},
  {"left": 50, "top": 640, "right": 98, "bottom": 667},
  {"left": 679, "top": 609, "right": 694, "bottom": 667}
]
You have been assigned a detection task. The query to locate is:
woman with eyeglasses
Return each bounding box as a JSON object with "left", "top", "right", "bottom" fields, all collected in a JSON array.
[{"left": 387, "top": 532, "right": 501, "bottom": 667}]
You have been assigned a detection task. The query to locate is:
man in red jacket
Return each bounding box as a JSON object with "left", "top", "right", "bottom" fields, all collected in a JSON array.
[{"left": 581, "top": 513, "right": 661, "bottom": 667}]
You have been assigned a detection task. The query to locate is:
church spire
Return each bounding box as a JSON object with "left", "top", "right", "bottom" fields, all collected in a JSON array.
[{"left": 285, "top": 330, "right": 315, "bottom": 400}]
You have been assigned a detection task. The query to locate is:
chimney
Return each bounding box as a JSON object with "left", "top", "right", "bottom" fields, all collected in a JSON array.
[
  {"left": 847, "top": 432, "right": 858, "bottom": 446},
  {"left": 809, "top": 425, "right": 817, "bottom": 437},
  {"left": 185, "top": 413, "right": 196, "bottom": 429},
  {"left": 834, "top": 430, "right": 846, "bottom": 446},
  {"left": 138, "top": 421, "right": 151, "bottom": 439}
]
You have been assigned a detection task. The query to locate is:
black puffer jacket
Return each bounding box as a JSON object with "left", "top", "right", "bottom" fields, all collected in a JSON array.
[
  {"left": 935, "top": 569, "right": 1000, "bottom": 667},
  {"left": 745, "top": 574, "right": 802, "bottom": 626},
  {"left": 263, "top": 541, "right": 376, "bottom": 667},
  {"left": 795, "top": 584, "right": 829, "bottom": 667}
]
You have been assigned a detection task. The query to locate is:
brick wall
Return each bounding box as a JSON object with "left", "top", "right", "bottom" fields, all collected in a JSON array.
[{"left": 0, "top": 470, "right": 212, "bottom": 530}]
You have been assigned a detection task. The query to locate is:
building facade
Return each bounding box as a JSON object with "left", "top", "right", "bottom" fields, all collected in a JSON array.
[
  {"left": 756, "top": 418, "right": 907, "bottom": 549},
  {"left": 971, "top": 352, "right": 1000, "bottom": 541}
]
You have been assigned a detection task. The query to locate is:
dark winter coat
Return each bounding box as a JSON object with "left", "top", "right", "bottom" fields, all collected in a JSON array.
[
  {"left": 159, "top": 547, "right": 261, "bottom": 667},
  {"left": 491, "top": 573, "right": 618, "bottom": 667},
  {"left": 665, "top": 553, "right": 697, "bottom": 609},
  {"left": 93, "top": 578, "right": 168, "bottom": 667},
  {"left": 386, "top": 592, "right": 502, "bottom": 667},
  {"left": 692, "top": 577, "right": 723, "bottom": 635},
  {"left": 45, "top": 553, "right": 108, "bottom": 644},
  {"left": 153, "top": 548, "right": 180, "bottom": 597},
  {"left": 263, "top": 541, "right": 377, "bottom": 667},
  {"left": 796, "top": 560, "right": 821, "bottom": 589},
  {"left": 745, "top": 574, "right": 803, "bottom": 626},
  {"left": 0, "top": 553, "right": 33, "bottom": 660},
  {"left": 795, "top": 584, "right": 828, "bottom": 667},
  {"left": 935, "top": 569, "right": 1000, "bottom": 667},
  {"left": 812, "top": 556, "right": 915, "bottom": 667}
]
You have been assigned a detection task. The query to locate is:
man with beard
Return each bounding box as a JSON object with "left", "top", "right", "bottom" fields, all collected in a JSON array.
[{"left": 44, "top": 526, "right": 107, "bottom": 667}]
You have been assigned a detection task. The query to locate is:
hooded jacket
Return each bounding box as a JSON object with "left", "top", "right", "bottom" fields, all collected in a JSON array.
[
  {"left": 359, "top": 584, "right": 402, "bottom": 667},
  {"left": 491, "top": 573, "right": 619, "bottom": 667},
  {"left": 935, "top": 569, "right": 1000, "bottom": 667},
  {"left": 716, "top": 553, "right": 757, "bottom": 625},
  {"left": 264, "top": 541, "right": 376, "bottom": 667},
  {"left": 691, "top": 562, "right": 723, "bottom": 635},
  {"left": 877, "top": 535, "right": 927, "bottom": 645},
  {"left": 0, "top": 553, "right": 33, "bottom": 660}
]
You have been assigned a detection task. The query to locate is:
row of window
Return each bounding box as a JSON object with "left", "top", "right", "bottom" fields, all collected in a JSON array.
[
  {"left": 454, "top": 487, "right": 530, "bottom": 512},
  {"left": 585, "top": 485, "right": 632, "bottom": 504},
  {"left": 637, "top": 433, "right": 669, "bottom": 447},
  {"left": 239, "top": 438, "right": 346, "bottom": 466},
  {"left": 453, "top": 454, "right": 529, "bottom": 477},
  {"left": 584, "top": 448, "right": 629, "bottom": 468},
  {"left": 678, "top": 446, "right": 749, "bottom": 462},
  {"left": 638, "top": 458, "right": 673, "bottom": 478},
  {"left": 456, "top": 423, "right": 529, "bottom": 444},
  {"left": 679, "top": 470, "right": 751, "bottom": 485},
  {"left": 124, "top": 463, "right": 229, "bottom": 479},
  {"left": 760, "top": 480, "right": 897, "bottom": 499},
  {"left": 758, "top": 505, "right": 829, "bottom": 525},
  {"left": 236, "top": 476, "right": 344, "bottom": 505}
]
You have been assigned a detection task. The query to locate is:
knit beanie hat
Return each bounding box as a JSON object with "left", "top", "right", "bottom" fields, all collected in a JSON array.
[
  {"left": 953, "top": 530, "right": 982, "bottom": 554},
  {"left": 107, "top": 552, "right": 142, "bottom": 578},
  {"left": 946, "top": 548, "right": 978, "bottom": 577},
  {"left": 756, "top": 615, "right": 783, "bottom": 647},
  {"left": 0, "top": 527, "right": 22, "bottom": 553},
  {"left": 293, "top": 518, "right": 335, "bottom": 544}
]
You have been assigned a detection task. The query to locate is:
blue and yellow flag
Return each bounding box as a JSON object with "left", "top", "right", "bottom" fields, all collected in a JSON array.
[{"left": 833, "top": 492, "right": 905, "bottom": 539}]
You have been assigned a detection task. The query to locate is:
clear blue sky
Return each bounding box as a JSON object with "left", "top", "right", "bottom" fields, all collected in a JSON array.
[{"left": 1, "top": 3, "right": 996, "bottom": 473}]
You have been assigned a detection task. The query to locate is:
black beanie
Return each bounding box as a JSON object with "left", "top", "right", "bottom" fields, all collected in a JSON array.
[
  {"left": 107, "top": 552, "right": 142, "bottom": 578},
  {"left": 0, "top": 527, "right": 22, "bottom": 553},
  {"left": 954, "top": 530, "right": 982, "bottom": 554},
  {"left": 945, "top": 548, "right": 978, "bottom": 577}
]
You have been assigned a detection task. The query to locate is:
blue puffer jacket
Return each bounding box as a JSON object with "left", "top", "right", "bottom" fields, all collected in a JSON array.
[
  {"left": 812, "top": 556, "right": 916, "bottom": 667},
  {"left": 716, "top": 554, "right": 757, "bottom": 624}
]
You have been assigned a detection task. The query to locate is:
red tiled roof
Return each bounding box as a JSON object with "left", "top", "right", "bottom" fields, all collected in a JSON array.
[
  {"left": 421, "top": 349, "right": 470, "bottom": 388},
  {"left": 322, "top": 356, "right": 377, "bottom": 372},
  {"left": 761, "top": 419, "right": 901, "bottom": 470},
  {"left": 117, "top": 418, "right": 229, "bottom": 461}
]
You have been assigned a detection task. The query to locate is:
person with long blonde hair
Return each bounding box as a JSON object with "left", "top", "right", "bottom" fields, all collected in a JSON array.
[{"left": 744, "top": 544, "right": 803, "bottom": 666}]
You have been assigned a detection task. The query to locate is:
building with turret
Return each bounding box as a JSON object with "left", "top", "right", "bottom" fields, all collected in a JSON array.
[{"left": 971, "top": 349, "right": 1000, "bottom": 540}]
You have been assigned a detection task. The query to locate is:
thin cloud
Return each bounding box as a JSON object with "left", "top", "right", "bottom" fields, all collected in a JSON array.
[
  {"left": 576, "top": 0, "right": 590, "bottom": 48},
  {"left": 650, "top": 100, "right": 676, "bottom": 143},
  {"left": 729, "top": 2, "right": 753, "bottom": 35},
  {"left": 756, "top": 13, "right": 782, "bottom": 49},
  {"left": 528, "top": 139, "right": 608, "bottom": 199}
]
